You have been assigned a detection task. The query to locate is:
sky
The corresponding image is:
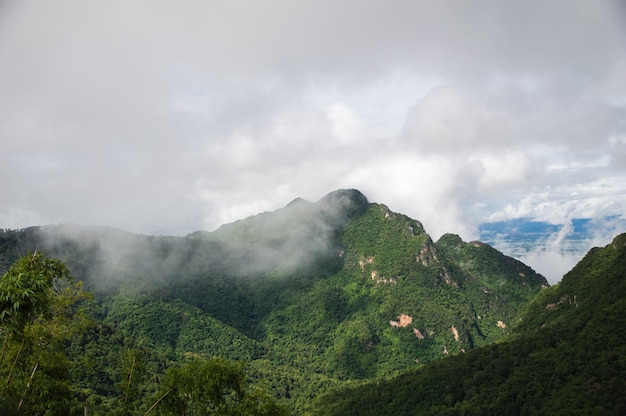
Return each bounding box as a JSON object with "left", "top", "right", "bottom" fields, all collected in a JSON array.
[{"left": 1, "top": 1, "right": 626, "bottom": 281}]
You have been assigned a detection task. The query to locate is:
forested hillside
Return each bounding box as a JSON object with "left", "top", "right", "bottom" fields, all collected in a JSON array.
[
  {"left": 0, "top": 189, "right": 549, "bottom": 414},
  {"left": 312, "top": 233, "right": 626, "bottom": 415}
]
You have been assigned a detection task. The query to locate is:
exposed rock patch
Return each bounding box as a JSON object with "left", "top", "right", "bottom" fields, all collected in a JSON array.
[
  {"left": 389, "top": 314, "right": 413, "bottom": 327},
  {"left": 417, "top": 238, "right": 439, "bottom": 267},
  {"left": 450, "top": 325, "right": 460, "bottom": 341},
  {"left": 546, "top": 294, "right": 578, "bottom": 310},
  {"left": 413, "top": 328, "right": 425, "bottom": 339},
  {"left": 417, "top": 237, "right": 457, "bottom": 286},
  {"left": 359, "top": 255, "right": 375, "bottom": 270}
]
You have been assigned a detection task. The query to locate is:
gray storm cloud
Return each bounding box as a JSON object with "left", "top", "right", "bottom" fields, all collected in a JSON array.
[{"left": 1, "top": 0, "right": 625, "bottom": 284}]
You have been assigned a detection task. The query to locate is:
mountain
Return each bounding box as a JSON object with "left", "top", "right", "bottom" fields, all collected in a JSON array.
[
  {"left": 311, "top": 233, "right": 626, "bottom": 415},
  {"left": 0, "top": 189, "right": 549, "bottom": 414}
]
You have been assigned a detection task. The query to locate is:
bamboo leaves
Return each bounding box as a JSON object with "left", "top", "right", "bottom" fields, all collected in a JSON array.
[{"left": 0, "top": 252, "right": 89, "bottom": 414}]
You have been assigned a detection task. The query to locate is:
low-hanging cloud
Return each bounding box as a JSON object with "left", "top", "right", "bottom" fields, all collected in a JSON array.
[
  {"left": 0, "top": 0, "right": 625, "bottom": 259},
  {"left": 490, "top": 214, "right": 626, "bottom": 284}
]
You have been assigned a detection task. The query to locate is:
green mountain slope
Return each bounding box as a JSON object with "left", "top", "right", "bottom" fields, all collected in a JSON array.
[
  {"left": 0, "top": 189, "right": 549, "bottom": 414},
  {"left": 311, "top": 233, "right": 626, "bottom": 415}
]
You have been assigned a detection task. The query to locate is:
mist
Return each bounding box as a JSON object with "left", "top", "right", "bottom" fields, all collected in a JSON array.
[
  {"left": 0, "top": 1, "right": 624, "bottom": 242},
  {"left": 27, "top": 189, "right": 368, "bottom": 298},
  {"left": 488, "top": 215, "right": 626, "bottom": 284}
]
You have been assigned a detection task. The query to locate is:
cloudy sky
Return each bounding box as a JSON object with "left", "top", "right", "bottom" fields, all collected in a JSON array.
[{"left": 1, "top": 1, "right": 626, "bottom": 279}]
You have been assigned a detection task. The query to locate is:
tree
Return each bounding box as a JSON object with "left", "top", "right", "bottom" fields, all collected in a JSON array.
[
  {"left": 118, "top": 348, "right": 146, "bottom": 415},
  {"left": 0, "top": 252, "right": 89, "bottom": 414},
  {"left": 149, "top": 357, "right": 288, "bottom": 416},
  {"left": 0, "top": 251, "right": 71, "bottom": 332}
]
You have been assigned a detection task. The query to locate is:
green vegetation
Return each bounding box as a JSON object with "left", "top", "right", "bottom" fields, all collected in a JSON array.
[
  {"left": 1, "top": 189, "right": 588, "bottom": 415},
  {"left": 311, "top": 234, "right": 626, "bottom": 415},
  {"left": 151, "top": 358, "right": 288, "bottom": 416},
  {"left": 0, "top": 253, "right": 286, "bottom": 415},
  {"left": 0, "top": 252, "right": 89, "bottom": 414}
]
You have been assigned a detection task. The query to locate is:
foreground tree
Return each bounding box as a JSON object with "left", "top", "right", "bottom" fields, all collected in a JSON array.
[
  {"left": 0, "top": 252, "right": 89, "bottom": 414},
  {"left": 149, "top": 357, "right": 288, "bottom": 416}
]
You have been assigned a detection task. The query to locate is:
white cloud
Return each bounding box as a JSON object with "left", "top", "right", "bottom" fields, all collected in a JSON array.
[
  {"left": 474, "top": 152, "right": 534, "bottom": 190},
  {"left": 494, "top": 214, "right": 626, "bottom": 284},
  {"left": 0, "top": 0, "right": 625, "bottom": 243},
  {"left": 343, "top": 154, "right": 482, "bottom": 239}
]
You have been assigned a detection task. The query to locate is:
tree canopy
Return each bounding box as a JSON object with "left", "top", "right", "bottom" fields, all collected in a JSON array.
[{"left": 0, "top": 251, "right": 89, "bottom": 414}]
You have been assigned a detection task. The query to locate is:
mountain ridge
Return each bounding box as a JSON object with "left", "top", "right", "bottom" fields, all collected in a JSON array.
[
  {"left": 0, "top": 189, "right": 551, "bottom": 414},
  {"left": 311, "top": 232, "right": 626, "bottom": 415}
]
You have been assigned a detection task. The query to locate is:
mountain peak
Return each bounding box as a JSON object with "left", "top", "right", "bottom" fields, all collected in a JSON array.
[
  {"left": 286, "top": 197, "right": 311, "bottom": 207},
  {"left": 319, "top": 188, "right": 368, "bottom": 202},
  {"left": 315, "top": 189, "right": 369, "bottom": 219}
]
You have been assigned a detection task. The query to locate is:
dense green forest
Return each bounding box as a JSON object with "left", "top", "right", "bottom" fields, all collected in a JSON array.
[
  {"left": 0, "top": 251, "right": 286, "bottom": 415},
  {"left": 311, "top": 233, "right": 626, "bottom": 415},
  {"left": 7, "top": 189, "right": 612, "bottom": 415}
]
